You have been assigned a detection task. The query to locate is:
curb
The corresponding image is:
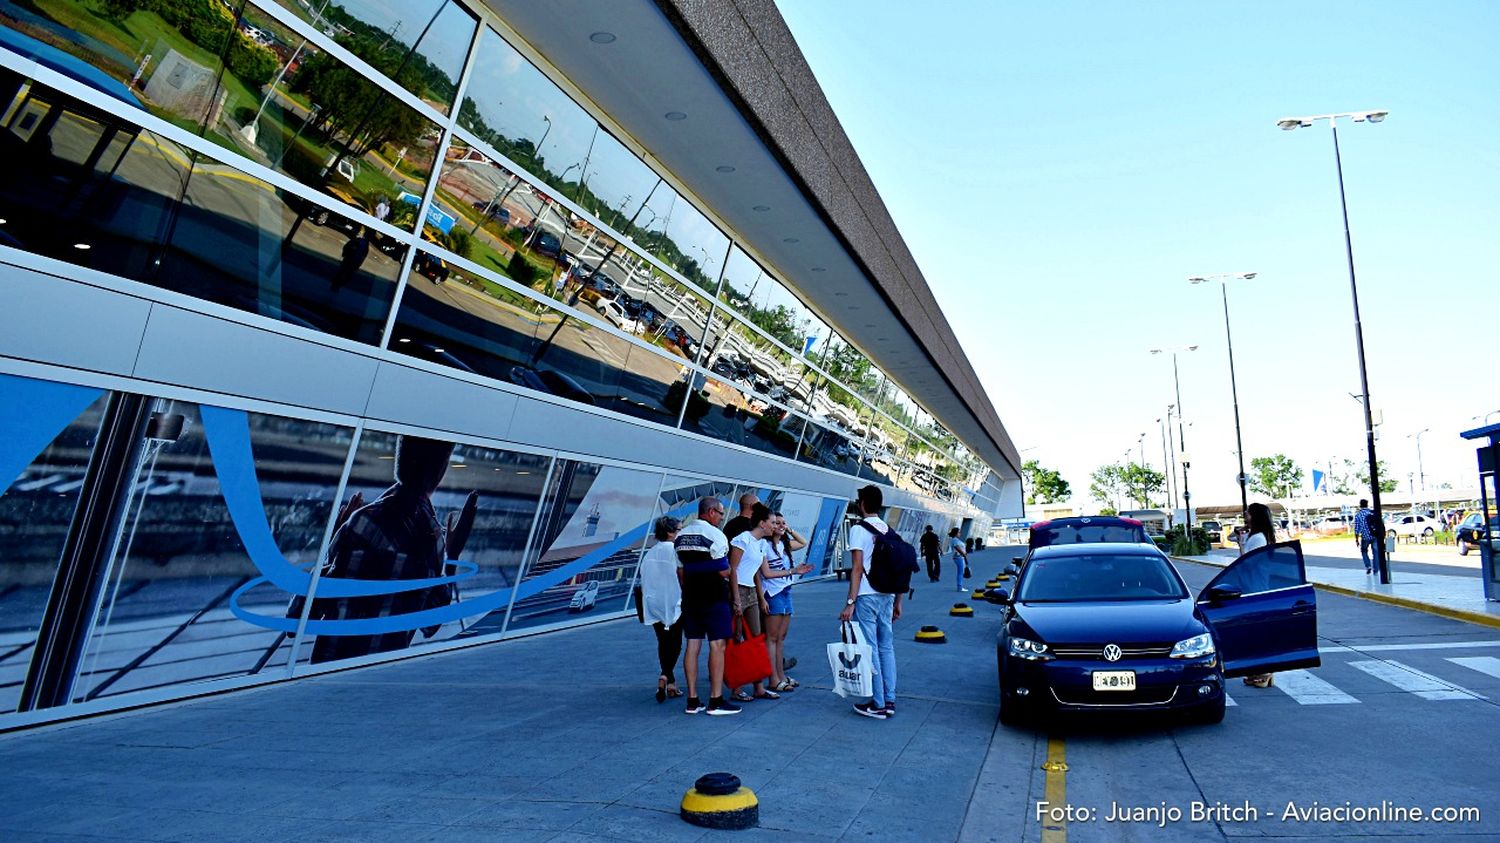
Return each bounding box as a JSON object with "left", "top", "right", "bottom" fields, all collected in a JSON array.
[{"left": 1171, "top": 556, "right": 1500, "bottom": 631}]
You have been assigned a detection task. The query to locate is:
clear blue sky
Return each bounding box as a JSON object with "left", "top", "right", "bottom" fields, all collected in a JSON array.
[{"left": 776, "top": 0, "right": 1500, "bottom": 510}]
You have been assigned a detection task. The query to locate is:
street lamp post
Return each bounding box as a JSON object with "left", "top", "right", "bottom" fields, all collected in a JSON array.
[
  {"left": 1278, "top": 108, "right": 1391, "bottom": 583},
  {"left": 1189, "top": 271, "right": 1257, "bottom": 525},
  {"left": 1151, "top": 346, "right": 1198, "bottom": 530}
]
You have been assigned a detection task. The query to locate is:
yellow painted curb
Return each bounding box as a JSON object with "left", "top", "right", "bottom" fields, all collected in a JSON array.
[{"left": 1041, "top": 736, "right": 1067, "bottom": 843}]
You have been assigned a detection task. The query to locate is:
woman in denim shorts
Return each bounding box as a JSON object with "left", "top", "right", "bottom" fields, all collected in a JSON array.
[{"left": 761, "top": 512, "right": 812, "bottom": 692}]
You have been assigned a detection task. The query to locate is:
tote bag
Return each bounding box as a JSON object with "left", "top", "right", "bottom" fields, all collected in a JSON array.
[
  {"left": 724, "top": 616, "right": 773, "bottom": 689},
  {"left": 827, "top": 620, "right": 874, "bottom": 698}
]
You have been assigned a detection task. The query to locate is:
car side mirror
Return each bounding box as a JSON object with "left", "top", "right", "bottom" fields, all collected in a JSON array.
[
  {"left": 1011, "top": 556, "right": 1023, "bottom": 565},
  {"left": 993, "top": 588, "right": 1011, "bottom": 604},
  {"left": 1005, "top": 564, "right": 1021, "bottom": 576},
  {"left": 1205, "top": 585, "right": 1242, "bottom": 603}
]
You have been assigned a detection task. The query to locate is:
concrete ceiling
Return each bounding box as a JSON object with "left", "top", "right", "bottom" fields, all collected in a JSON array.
[{"left": 481, "top": 0, "right": 1019, "bottom": 480}]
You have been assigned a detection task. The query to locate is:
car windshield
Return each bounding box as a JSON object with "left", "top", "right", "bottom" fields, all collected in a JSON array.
[
  {"left": 1017, "top": 553, "right": 1188, "bottom": 603},
  {"left": 1030, "top": 521, "right": 1147, "bottom": 548}
]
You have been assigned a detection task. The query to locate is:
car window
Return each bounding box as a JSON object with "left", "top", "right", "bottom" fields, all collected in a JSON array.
[
  {"left": 1017, "top": 554, "right": 1187, "bottom": 602},
  {"left": 1030, "top": 522, "right": 1147, "bottom": 548},
  {"left": 1202, "top": 542, "right": 1306, "bottom": 596}
]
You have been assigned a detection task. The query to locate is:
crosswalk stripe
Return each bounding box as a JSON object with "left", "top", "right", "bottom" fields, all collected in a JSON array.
[
  {"left": 1224, "top": 691, "right": 1237, "bottom": 706},
  {"left": 1272, "top": 669, "right": 1360, "bottom": 705},
  {"left": 1447, "top": 656, "right": 1500, "bottom": 680},
  {"left": 1349, "top": 660, "right": 1487, "bottom": 701}
]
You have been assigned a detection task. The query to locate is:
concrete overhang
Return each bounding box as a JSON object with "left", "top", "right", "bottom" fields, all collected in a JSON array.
[{"left": 482, "top": 0, "right": 1020, "bottom": 480}]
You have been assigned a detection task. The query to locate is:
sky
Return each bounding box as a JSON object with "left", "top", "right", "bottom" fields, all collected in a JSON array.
[{"left": 775, "top": 0, "right": 1500, "bottom": 512}]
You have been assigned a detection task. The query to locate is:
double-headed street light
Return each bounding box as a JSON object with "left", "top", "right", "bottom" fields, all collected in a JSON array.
[
  {"left": 1151, "top": 345, "right": 1198, "bottom": 529},
  {"left": 1278, "top": 108, "right": 1390, "bottom": 582},
  {"left": 1189, "top": 271, "right": 1257, "bottom": 525}
]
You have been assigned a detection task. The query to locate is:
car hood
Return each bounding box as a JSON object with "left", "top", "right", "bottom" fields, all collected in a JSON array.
[{"left": 1014, "top": 599, "right": 1203, "bottom": 645}]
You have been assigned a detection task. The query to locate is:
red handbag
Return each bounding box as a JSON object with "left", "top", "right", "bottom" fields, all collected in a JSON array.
[{"left": 723, "top": 616, "right": 772, "bottom": 689}]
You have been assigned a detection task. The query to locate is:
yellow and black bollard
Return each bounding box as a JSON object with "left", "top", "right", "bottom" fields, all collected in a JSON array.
[
  {"left": 972, "top": 588, "right": 986, "bottom": 600},
  {"left": 681, "top": 772, "right": 758, "bottom": 830},
  {"left": 914, "top": 625, "right": 948, "bottom": 643},
  {"left": 949, "top": 603, "right": 974, "bottom": 617}
]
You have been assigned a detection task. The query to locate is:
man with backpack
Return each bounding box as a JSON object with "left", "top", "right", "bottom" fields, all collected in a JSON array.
[{"left": 839, "top": 485, "right": 917, "bottom": 720}]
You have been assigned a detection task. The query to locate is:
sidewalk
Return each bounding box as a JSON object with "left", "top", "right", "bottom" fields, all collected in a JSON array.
[
  {"left": 0, "top": 549, "right": 1047, "bottom": 843},
  {"left": 1177, "top": 549, "right": 1500, "bottom": 629}
]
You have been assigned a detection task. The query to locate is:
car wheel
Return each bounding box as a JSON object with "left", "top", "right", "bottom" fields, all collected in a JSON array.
[
  {"left": 312, "top": 208, "right": 330, "bottom": 226},
  {"left": 998, "top": 689, "right": 1026, "bottom": 726},
  {"left": 1422, "top": 527, "right": 1434, "bottom": 537},
  {"left": 1195, "top": 693, "right": 1226, "bottom": 724}
]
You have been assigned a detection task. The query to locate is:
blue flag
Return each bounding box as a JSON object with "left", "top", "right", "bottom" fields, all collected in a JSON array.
[
  {"left": 1311, "top": 469, "right": 1325, "bottom": 493},
  {"left": 803, "top": 334, "right": 819, "bottom": 356}
]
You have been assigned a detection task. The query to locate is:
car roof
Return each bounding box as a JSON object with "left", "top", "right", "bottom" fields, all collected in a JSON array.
[{"left": 1029, "top": 542, "right": 1167, "bottom": 560}]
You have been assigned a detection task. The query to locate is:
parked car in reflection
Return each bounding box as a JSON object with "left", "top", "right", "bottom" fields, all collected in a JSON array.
[
  {"left": 533, "top": 230, "right": 563, "bottom": 260},
  {"left": 994, "top": 541, "right": 1319, "bottom": 726},
  {"left": 395, "top": 339, "right": 475, "bottom": 373},
  {"left": 509, "top": 366, "right": 597, "bottom": 405},
  {"left": 568, "top": 580, "right": 600, "bottom": 612},
  {"left": 593, "top": 297, "right": 642, "bottom": 334}
]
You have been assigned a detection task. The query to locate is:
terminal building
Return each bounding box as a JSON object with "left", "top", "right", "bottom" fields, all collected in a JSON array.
[{"left": 0, "top": 0, "right": 1020, "bottom": 727}]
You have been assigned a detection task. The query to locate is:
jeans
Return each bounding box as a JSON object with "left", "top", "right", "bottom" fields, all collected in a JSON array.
[
  {"left": 1359, "top": 537, "right": 1373, "bottom": 571},
  {"left": 954, "top": 555, "right": 966, "bottom": 590},
  {"left": 855, "top": 593, "right": 897, "bottom": 707}
]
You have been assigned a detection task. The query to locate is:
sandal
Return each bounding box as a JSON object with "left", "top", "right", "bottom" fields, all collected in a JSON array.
[
  {"left": 772, "top": 680, "right": 796, "bottom": 693},
  {"left": 754, "top": 689, "right": 781, "bottom": 700},
  {"left": 731, "top": 691, "right": 755, "bottom": 703}
]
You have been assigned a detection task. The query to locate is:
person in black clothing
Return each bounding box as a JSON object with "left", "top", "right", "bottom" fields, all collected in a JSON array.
[
  {"left": 331, "top": 227, "right": 371, "bottom": 291},
  {"left": 919, "top": 525, "right": 942, "bottom": 583},
  {"left": 722, "top": 492, "right": 760, "bottom": 540}
]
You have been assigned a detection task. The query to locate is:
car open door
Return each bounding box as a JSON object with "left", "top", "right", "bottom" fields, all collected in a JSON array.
[{"left": 1197, "top": 540, "right": 1320, "bottom": 677}]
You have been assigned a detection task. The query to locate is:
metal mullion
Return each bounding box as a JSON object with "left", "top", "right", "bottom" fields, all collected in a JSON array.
[
  {"left": 286, "top": 420, "right": 365, "bottom": 675},
  {"left": 0, "top": 50, "right": 413, "bottom": 249},
  {"left": 499, "top": 454, "right": 558, "bottom": 636},
  {"left": 242, "top": 0, "right": 449, "bottom": 127}
]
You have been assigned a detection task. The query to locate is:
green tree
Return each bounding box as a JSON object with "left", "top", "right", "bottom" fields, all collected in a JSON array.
[
  {"left": 1120, "top": 463, "right": 1166, "bottom": 509},
  {"left": 1022, "top": 459, "right": 1071, "bottom": 505},
  {"left": 1249, "top": 454, "right": 1304, "bottom": 499},
  {"left": 1355, "top": 459, "right": 1399, "bottom": 495},
  {"left": 1089, "top": 463, "right": 1127, "bottom": 513}
]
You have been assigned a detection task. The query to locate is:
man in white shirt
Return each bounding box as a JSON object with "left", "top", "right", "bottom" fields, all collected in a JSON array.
[{"left": 839, "top": 485, "right": 902, "bottom": 719}]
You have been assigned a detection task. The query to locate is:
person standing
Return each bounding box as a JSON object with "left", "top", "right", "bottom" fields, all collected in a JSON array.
[
  {"left": 1240, "top": 503, "right": 1278, "bottom": 689},
  {"left": 728, "top": 503, "right": 778, "bottom": 702},
  {"left": 675, "top": 497, "right": 740, "bottom": 715},
  {"left": 1353, "top": 498, "right": 1379, "bottom": 575},
  {"left": 723, "top": 492, "right": 760, "bottom": 540},
  {"left": 920, "top": 525, "right": 941, "bottom": 583},
  {"left": 840, "top": 485, "right": 901, "bottom": 719},
  {"left": 640, "top": 516, "right": 684, "bottom": 703},
  {"left": 949, "top": 527, "right": 969, "bottom": 592},
  {"left": 761, "top": 512, "right": 812, "bottom": 693}
]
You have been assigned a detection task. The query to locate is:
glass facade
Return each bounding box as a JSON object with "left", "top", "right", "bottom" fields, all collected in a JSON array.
[{"left": 0, "top": 1, "right": 1005, "bottom": 722}]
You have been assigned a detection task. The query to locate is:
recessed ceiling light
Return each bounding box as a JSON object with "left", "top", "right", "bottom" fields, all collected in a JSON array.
[
  {"left": 72, "top": 243, "right": 91, "bottom": 250},
  {"left": 811, "top": 266, "right": 826, "bottom": 272},
  {"left": 752, "top": 205, "right": 770, "bottom": 212},
  {"left": 432, "top": 347, "right": 446, "bottom": 353},
  {"left": 397, "top": 337, "right": 411, "bottom": 343},
  {"left": 715, "top": 165, "right": 735, "bottom": 173},
  {"left": 589, "top": 31, "right": 616, "bottom": 43},
  {"left": 665, "top": 111, "right": 687, "bottom": 121},
  {"left": 783, "top": 237, "right": 799, "bottom": 244},
  {"left": 0, "top": 218, "right": 7, "bottom": 224}
]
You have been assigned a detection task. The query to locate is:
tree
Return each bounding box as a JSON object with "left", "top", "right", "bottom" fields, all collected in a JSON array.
[
  {"left": 1022, "top": 460, "right": 1071, "bottom": 505},
  {"left": 1249, "top": 454, "right": 1304, "bottom": 499},
  {"left": 1355, "top": 459, "right": 1399, "bottom": 495},
  {"left": 1120, "top": 463, "right": 1166, "bottom": 509},
  {"left": 1089, "top": 464, "right": 1127, "bottom": 513}
]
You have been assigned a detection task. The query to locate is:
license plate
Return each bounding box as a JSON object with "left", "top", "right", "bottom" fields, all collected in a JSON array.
[{"left": 1092, "top": 670, "right": 1136, "bottom": 691}]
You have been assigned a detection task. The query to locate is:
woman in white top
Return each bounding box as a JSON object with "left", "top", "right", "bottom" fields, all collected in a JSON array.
[
  {"left": 1239, "top": 502, "right": 1277, "bottom": 689},
  {"left": 760, "top": 512, "right": 813, "bottom": 692},
  {"left": 640, "top": 516, "right": 683, "bottom": 703},
  {"left": 727, "top": 503, "right": 777, "bottom": 701}
]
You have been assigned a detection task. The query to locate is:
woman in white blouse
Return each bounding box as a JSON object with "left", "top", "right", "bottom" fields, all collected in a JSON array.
[
  {"left": 640, "top": 516, "right": 684, "bottom": 703},
  {"left": 1239, "top": 503, "right": 1278, "bottom": 689}
]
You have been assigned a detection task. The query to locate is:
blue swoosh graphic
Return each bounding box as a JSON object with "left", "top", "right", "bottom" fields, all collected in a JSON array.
[{"left": 0, "top": 373, "right": 103, "bottom": 491}]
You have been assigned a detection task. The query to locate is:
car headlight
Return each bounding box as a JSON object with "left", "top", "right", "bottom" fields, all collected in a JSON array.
[
  {"left": 1007, "top": 636, "right": 1052, "bottom": 661},
  {"left": 1170, "top": 633, "right": 1216, "bottom": 660}
]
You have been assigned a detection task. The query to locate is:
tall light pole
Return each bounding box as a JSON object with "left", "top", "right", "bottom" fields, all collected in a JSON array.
[
  {"left": 1163, "top": 406, "right": 1179, "bottom": 511},
  {"left": 1151, "top": 345, "right": 1198, "bottom": 530},
  {"left": 1189, "top": 271, "right": 1257, "bottom": 524},
  {"left": 1278, "top": 108, "right": 1390, "bottom": 582}
]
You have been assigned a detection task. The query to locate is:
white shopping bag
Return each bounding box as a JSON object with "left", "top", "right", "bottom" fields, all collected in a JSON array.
[{"left": 828, "top": 620, "right": 874, "bottom": 698}]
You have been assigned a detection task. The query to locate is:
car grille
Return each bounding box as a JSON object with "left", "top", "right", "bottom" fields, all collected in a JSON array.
[
  {"left": 1051, "top": 686, "right": 1179, "bottom": 706},
  {"left": 1049, "top": 644, "right": 1174, "bottom": 660}
]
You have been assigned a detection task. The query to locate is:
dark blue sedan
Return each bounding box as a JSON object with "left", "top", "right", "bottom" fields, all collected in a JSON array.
[{"left": 994, "top": 541, "right": 1319, "bottom": 725}]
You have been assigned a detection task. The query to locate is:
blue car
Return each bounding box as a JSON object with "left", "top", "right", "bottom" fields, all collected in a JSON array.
[{"left": 994, "top": 541, "right": 1318, "bottom": 725}]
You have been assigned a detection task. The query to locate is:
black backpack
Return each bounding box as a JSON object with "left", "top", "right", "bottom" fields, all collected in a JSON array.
[{"left": 857, "top": 521, "right": 920, "bottom": 594}]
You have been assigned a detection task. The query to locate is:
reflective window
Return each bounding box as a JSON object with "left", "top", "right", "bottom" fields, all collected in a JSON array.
[
  {"left": 636, "top": 184, "right": 728, "bottom": 296},
  {"left": 707, "top": 314, "right": 805, "bottom": 407},
  {"left": 507, "top": 460, "right": 662, "bottom": 633},
  {"left": 0, "top": 374, "right": 106, "bottom": 714},
  {"left": 298, "top": 430, "right": 550, "bottom": 664},
  {"left": 795, "top": 419, "right": 857, "bottom": 473},
  {"left": 72, "top": 400, "right": 352, "bottom": 703},
  {"left": 0, "top": 72, "right": 405, "bottom": 344},
  {"left": 821, "top": 332, "right": 879, "bottom": 405},
  {"left": 678, "top": 374, "right": 802, "bottom": 461},
  {"left": 718, "top": 246, "right": 825, "bottom": 358},
  {"left": 260, "top": 0, "right": 477, "bottom": 114}
]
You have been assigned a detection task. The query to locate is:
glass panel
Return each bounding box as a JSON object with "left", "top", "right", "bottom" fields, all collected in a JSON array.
[
  {"left": 459, "top": 26, "right": 594, "bottom": 194},
  {"left": 0, "top": 374, "right": 106, "bottom": 714},
  {"left": 719, "top": 246, "right": 825, "bottom": 361},
  {"left": 0, "top": 71, "right": 405, "bottom": 343},
  {"left": 72, "top": 400, "right": 352, "bottom": 703},
  {"left": 709, "top": 315, "right": 804, "bottom": 406},
  {"left": 821, "top": 332, "right": 879, "bottom": 405},
  {"left": 297, "top": 431, "right": 550, "bottom": 664},
  {"left": 679, "top": 374, "right": 802, "bottom": 461},
  {"left": 636, "top": 184, "right": 727, "bottom": 297},
  {"left": 794, "top": 419, "right": 857, "bottom": 474},
  {"left": 260, "top": 0, "right": 476, "bottom": 114},
  {"left": 507, "top": 459, "right": 662, "bottom": 633}
]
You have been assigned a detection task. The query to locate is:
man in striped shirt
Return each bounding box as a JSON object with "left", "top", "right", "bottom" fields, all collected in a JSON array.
[
  {"left": 675, "top": 496, "right": 740, "bottom": 715},
  {"left": 1353, "top": 498, "right": 1379, "bottom": 575}
]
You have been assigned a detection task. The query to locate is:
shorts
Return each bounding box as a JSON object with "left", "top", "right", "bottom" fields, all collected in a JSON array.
[
  {"left": 736, "top": 584, "right": 764, "bottom": 637},
  {"left": 765, "top": 588, "right": 793, "bottom": 616},
  {"left": 681, "top": 599, "right": 732, "bottom": 642}
]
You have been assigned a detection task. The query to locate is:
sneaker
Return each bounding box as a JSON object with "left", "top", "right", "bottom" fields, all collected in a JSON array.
[
  {"left": 684, "top": 697, "right": 705, "bottom": 715},
  {"left": 705, "top": 697, "right": 742, "bottom": 716},
  {"left": 852, "top": 702, "right": 889, "bottom": 720},
  {"left": 881, "top": 704, "right": 896, "bottom": 718}
]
